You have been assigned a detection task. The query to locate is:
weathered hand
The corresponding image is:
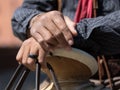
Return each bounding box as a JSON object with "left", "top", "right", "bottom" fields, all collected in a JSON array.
[
  {"left": 16, "top": 37, "right": 47, "bottom": 71},
  {"left": 29, "top": 11, "right": 77, "bottom": 50}
]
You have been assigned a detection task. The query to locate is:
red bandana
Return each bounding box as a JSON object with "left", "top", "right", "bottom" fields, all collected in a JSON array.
[{"left": 74, "top": 0, "right": 93, "bottom": 23}]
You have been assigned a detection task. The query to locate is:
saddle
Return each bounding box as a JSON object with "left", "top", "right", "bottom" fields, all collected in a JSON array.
[
  {"left": 5, "top": 48, "right": 98, "bottom": 90},
  {"left": 41, "top": 48, "right": 98, "bottom": 90}
]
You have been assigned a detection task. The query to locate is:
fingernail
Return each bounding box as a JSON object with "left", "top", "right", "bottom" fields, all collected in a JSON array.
[
  {"left": 68, "top": 40, "right": 73, "bottom": 45},
  {"left": 74, "top": 30, "right": 78, "bottom": 36}
]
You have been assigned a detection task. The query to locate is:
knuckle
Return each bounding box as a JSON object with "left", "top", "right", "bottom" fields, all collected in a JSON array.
[
  {"left": 54, "top": 31, "right": 62, "bottom": 38},
  {"left": 60, "top": 25, "right": 67, "bottom": 31},
  {"left": 33, "top": 43, "right": 40, "bottom": 48},
  {"left": 30, "top": 28, "right": 36, "bottom": 34},
  {"left": 22, "top": 40, "right": 31, "bottom": 46},
  {"left": 22, "top": 60, "right": 27, "bottom": 65},
  {"left": 22, "top": 41, "right": 27, "bottom": 47},
  {"left": 37, "top": 38, "right": 44, "bottom": 45},
  {"left": 44, "top": 35, "right": 52, "bottom": 42},
  {"left": 30, "top": 24, "right": 43, "bottom": 35},
  {"left": 27, "top": 60, "right": 34, "bottom": 65},
  {"left": 38, "top": 60, "right": 43, "bottom": 64},
  {"left": 40, "top": 15, "right": 47, "bottom": 21},
  {"left": 54, "top": 29, "right": 61, "bottom": 36},
  {"left": 37, "top": 38, "right": 43, "bottom": 43},
  {"left": 51, "top": 11, "right": 60, "bottom": 15}
]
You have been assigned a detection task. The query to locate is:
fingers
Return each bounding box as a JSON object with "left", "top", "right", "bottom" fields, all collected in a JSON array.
[
  {"left": 31, "top": 23, "right": 58, "bottom": 47},
  {"left": 38, "top": 46, "right": 48, "bottom": 68},
  {"left": 17, "top": 11, "right": 77, "bottom": 70},
  {"left": 30, "top": 29, "right": 50, "bottom": 51},
  {"left": 16, "top": 38, "right": 34, "bottom": 70},
  {"left": 52, "top": 13, "right": 73, "bottom": 46},
  {"left": 104, "top": 76, "right": 120, "bottom": 85},
  {"left": 16, "top": 43, "right": 24, "bottom": 62},
  {"left": 30, "top": 11, "right": 75, "bottom": 50},
  {"left": 16, "top": 38, "right": 47, "bottom": 71},
  {"left": 27, "top": 43, "right": 39, "bottom": 70},
  {"left": 64, "top": 16, "right": 77, "bottom": 36},
  {"left": 44, "top": 18, "right": 70, "bottom": 48}
]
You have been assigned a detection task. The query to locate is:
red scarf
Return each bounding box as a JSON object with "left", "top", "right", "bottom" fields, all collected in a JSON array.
[{"left": 74, "top": 0, "right": 93, "bottom": 23}]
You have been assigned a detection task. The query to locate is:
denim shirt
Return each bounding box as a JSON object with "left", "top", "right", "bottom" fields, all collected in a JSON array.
[{"left": 12, "top": 0, "right": 120, "bottom": 55}]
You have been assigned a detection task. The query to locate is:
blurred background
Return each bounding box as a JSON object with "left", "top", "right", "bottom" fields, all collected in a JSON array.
[
  {"left": 0, "top": 0, "right": 40, "bottom": 89},
  {"left": 0, "top": 0, "right": 22, "bottom": 47}
]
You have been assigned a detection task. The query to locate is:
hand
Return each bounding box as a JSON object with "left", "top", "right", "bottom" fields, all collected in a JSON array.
[
  {"left": 29, "top": 11, "right": 77, "bottom": 50},
  {"left": 16, "top": 37, "right": 47, "bottom": 71}
]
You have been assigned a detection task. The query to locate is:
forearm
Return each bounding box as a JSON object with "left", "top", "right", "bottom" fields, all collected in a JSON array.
[{"left": 74, "top": 11, "right": 120, "bottom": 55}]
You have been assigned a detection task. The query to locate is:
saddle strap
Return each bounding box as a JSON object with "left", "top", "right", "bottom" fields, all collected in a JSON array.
[
  {"left": 57, "top": 0, "right": 62, "bottom": 11},
  {"left": 97, "top": 55, "right": 120, "bottom": 90},
  {"left": 93, "top": 0, "right": 98, "bottom": 17},
  {"left": 97, "top": 56, "right": 113, "bottom": 90}
]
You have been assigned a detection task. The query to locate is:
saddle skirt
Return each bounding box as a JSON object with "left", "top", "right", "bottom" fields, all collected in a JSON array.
[{"left": 41, "top": 48, "right": 98, "bottom": 90}]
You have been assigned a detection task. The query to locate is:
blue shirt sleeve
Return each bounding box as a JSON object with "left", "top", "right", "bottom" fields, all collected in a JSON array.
[
  {"left": 74, "top": 11, "right": 120, "bottom": 55},
  {"left": 12, "top": 0, "right": 58, "bottom": 41}
]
